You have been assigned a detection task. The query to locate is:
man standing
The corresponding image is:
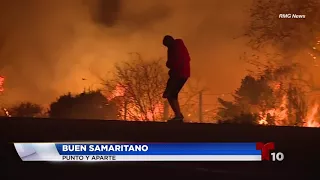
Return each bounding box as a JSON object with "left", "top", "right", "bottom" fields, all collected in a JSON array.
[{"left": 162, "top": 35, "right": 190, "bottom": 122}]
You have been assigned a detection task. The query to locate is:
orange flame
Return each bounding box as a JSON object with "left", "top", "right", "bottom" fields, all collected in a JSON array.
[
  {"left": 3, "top": 108, "right": 11, "bottom": 117},
  {"left": 308, "top": 36, "right": 320, "bottom": 66},
  {"left": 303, "top": 104, "right": 320, "bottom": 127},
  {"left": 107, "top": 84, "right": 126, "bottom": 101},
  {"left": 258, "top": 95, "right": 288, "bottom": 125},
  {"left": 0, "top": 76, "right": 4, "bottom": 92},
  {"left": 108, "top": 83, "right": 164, "bottom": 121},
  {"left": 146, "top": 104, "right": 163, "bottom": 120},
  {"left": 258, "top": 81, "right": 320, "bottom": 127}
]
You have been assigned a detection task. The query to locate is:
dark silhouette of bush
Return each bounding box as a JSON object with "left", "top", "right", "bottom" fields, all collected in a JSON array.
[
  {"left": 217, "top": 113, "right": 258, "bottom": 125},
  {"left": 217, "top": 75, "right": 274, "bottom": 124},
  {"left": 48, "top": 90, "right": 119, "bottom": 120},
  {"left": 9, "top": 102, "right": 43, "bottom": 117}
]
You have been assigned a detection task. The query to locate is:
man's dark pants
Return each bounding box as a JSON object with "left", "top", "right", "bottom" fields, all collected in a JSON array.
[
  {"left": 163, "top": 77, "right": 188, "bottom": 119},
  {"left": 164, "top": 77, "right": 188, "bottom": 100}
]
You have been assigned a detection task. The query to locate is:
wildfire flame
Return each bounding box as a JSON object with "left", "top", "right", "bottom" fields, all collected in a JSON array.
[
  {"left": 308, "top": 36, "right": 320, "bottom": 66},
  {"left": 258, "top": 82, "right": 320, "bottom": 127},
  {"left": 304, "top": 104, "right": 320, "bottom": 127},
  {"left": 107, "top": 84, "right": 126, "bottom": 101},
  {"left": 108, "top": 79, "right": 320, "bottom": 125},
  {"left": 3, "top": 108, "right": 11, "bottom": 117},
  {"left": 258, "top": 95, "right": 288, "bottom": 125},
  {"left": 108, "top": 83, "right": 164, "bottom": 121},
  {"left": 0, "top": 76, "right": 4, "bottom": 92}
]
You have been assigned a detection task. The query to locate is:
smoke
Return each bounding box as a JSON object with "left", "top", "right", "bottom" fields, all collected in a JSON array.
[{"left": 0, "top": 0, "right": 252, "bottom": 106}]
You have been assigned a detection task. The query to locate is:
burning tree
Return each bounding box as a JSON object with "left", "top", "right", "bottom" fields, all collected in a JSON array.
[
  {"left": 244, "top": 0, "right": 320, "bottom": 88},
  {"left": 217, "top": 60, "right": 319, "bottom": 127},
  {"left": 238, "top": 0, "right": 320, "bottom": 127},
  {"left": 216, "top": 74, "right": 275, "bottom": 125},
  {"left": 102, "top": 53, "right": 167, "bottom": 121},
  {"left": 103, "top": 54, "right": 213, "bottom": 122}
]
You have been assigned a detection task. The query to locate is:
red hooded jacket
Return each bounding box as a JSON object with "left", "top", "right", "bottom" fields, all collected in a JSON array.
[{"left": 166, "top": 39, "right": 190, "bottom": 78}]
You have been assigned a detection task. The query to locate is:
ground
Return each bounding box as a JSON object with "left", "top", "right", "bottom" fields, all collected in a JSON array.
[{"left": 4, "top": 117, "right": 319, "bottom": 179}]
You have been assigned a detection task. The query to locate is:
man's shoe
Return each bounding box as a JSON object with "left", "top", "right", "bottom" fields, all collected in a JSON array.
[{"left": 167, "top": 116, "right": 184, "bottom": 123}]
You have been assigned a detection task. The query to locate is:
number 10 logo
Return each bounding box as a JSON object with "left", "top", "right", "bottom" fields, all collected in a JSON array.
[
  {"left": 256, "top": 142, "right": 284, "bottom": 161},
  {"left": 271, "top": 152, "right": 284, "bottom": 161}
]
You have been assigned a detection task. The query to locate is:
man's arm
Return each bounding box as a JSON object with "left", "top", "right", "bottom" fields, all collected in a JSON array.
[{"left": 166, "top": 47, "right": 176, "bottom": 69}]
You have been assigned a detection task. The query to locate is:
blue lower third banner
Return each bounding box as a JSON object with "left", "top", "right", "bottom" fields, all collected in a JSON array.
[{"left": 14, "top": 142, "right": 262, "bottom": 161}]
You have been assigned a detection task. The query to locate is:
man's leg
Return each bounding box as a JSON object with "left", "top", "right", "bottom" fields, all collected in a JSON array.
[
  {"left": 166, "top": 78, "right": 187, "bottom": 121},
  {"left": 168, "top": 97, "right": 183, "bottom": 118},
  {"left": 175, "top": 98, "right": 183, "bottom": 117},
  {"left": 162, "top": 78, "right": 172, "bottom": 99}
]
